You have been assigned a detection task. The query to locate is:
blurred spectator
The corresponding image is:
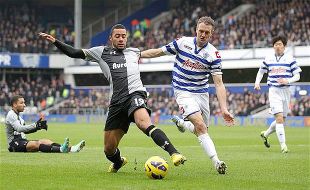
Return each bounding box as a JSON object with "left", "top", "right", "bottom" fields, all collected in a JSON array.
[
  {"left": 128, "top": 0, "right": 310, "bottom": 50},
  {"left": 0, "top": 3, "right": 74, "bottom": 53}
]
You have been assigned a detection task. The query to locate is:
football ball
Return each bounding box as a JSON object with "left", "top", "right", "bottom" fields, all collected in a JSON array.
[{"left": 144, "top": 156, "right": 169, "bottom": 179}]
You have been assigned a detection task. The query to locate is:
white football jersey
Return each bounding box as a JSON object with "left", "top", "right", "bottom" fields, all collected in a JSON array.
[
  {"left": 161, "top": 37, "right": 222, "bottom": 93},
  {"left": 259, "top": 52, "right": 302, "bottom": 87}
]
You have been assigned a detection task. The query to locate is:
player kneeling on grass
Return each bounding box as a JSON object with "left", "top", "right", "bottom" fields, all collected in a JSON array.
[{"left": 5, "top": 95, "right": 86, "bottom": 153}]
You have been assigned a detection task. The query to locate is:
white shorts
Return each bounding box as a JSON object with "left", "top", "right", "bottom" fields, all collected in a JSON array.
[
  {"left": 174, "top": 89, "right": 210, "bottom": 126},
  {"left": 269, "top": 87, "right": 291, "bottom": 117}
]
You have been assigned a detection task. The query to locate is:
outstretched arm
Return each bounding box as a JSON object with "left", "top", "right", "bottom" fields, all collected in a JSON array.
[
  {"left": 39, "top": 32, "right": 85, "bottom": 59},
  {"left": 212, "top": 74, "right": 234, "bottom": 126},
  {"left": 141, "top": 48, "right": 165, "bottom": 58}
]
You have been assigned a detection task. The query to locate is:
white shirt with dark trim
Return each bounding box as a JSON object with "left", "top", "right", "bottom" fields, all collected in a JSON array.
[
  {"left": 259, "top": 52, "right": 302, "bottom": 87},
  {"left": 82, "top": 46, "right": 146, "bottom": 105},
  {"left": 5, "top": 110, "right": 36, "bottom": 147},
  {"left": 161, "top": 36, "right": 222, "bottom": 93}
]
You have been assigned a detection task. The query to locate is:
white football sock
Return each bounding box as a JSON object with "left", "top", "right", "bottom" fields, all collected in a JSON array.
[
  {"left": 276, "top": 123, "right": 286, "bottom": 148},
  {"left": 198, "top": 134, "right": 219, "bottom": 166},
  {"left": 179, "top": 120, "right": 195, "bottom": 133},
  {"left": 264, "top": 120, "right": 276, "bottom": 137}
]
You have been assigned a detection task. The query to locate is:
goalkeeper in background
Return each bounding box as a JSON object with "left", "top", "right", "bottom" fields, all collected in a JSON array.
[{"left": 5, "top": 95, "right": 85, "bottom": 153}]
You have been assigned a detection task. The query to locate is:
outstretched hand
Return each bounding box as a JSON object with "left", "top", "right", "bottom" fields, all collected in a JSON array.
[
  {"left": 38, "top": 32, "right": 56, "bottom": 43},
  {"left": 36, "top": 118, "right": 48, "bottom": 130},
  {"left": 222, "top": 110, "right": 235, "bottom": 127}
]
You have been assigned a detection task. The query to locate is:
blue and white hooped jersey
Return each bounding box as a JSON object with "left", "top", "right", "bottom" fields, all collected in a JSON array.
[
  {"left": 259, "top": 52, "right": 302, "bottom": 87},
  {"left": 161, "top": 37, "right": 222, "bottom": 93}
]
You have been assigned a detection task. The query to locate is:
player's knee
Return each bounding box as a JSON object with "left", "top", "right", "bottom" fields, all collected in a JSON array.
[
  {"left": 275, "top": 116, "right": 284, "bottom": 123},
  {"left": 27, "top": 141, "right": 40, "bottom": 152},
  {"left": 194, "top": 122, "right": 207, "bottom": 135},
  {"left": 104, "top": 144, "right": 117, "bottom": 155}
]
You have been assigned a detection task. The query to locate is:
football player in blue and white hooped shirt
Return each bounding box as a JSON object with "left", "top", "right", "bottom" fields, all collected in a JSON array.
[
  {"left": 254, "top": 35, "right": 302, "bottom": 153},
  {"left": 141, "top": 16, "right": 234, "bottom": 174}
]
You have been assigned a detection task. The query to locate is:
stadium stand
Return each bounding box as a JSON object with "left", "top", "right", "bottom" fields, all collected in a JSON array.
[
  {"left": 128, "top": 0, "right": 310, "bottom": 49},
  {"left": 0, "top": 2, "right": 74, "bottom": 53}
]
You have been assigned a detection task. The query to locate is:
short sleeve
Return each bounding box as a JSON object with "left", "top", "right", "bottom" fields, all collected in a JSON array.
[
  {"left": 161, "top": 37, "right": 184, "bottom": 55},
  {"left": 210, "top": 50, "right": 222, "bottom": 75},
  {"left": 82, "top": 46, "right": 105, "bottom": 62}
]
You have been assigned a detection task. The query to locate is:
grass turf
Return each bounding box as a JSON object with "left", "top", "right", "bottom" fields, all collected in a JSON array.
[{"left": 0, "top": 123, "right": 309, "bottom": 190}]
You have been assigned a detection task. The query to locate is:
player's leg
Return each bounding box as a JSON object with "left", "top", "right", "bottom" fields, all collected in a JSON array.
[
  {"left": 171, "top": 90, "right": 196, "bottom": 133},
  {"left": 104, "top": 129, "right": 127, "bottom": 172},
  {"left": 133, "top": 108, "right": 186, "bottom": 166},
  {"left": 187, "top": 112, "right": 226, "bottom": 174},
  {"left": 193, "top": 93, "right": 227, "bottom": 174},
  {"left": 129, "top": 91, "right": 186, "bottom": 166},
  {"left": 263, "top": 120, "right": 276, "bottom": 137},
  {"left": 104, "top": 105, "right": 128, "bottom": 172},
  {"left": 270, "top": 88, "right": 288, "bottom": 153},
  {"left": 70, "top": 140, "right": 86, "bottom": 153},
  {"left": 171, "top": 115, "right": 195, "bottom": 133},
  {"left": 260, "top": 120, "right": 276, "bottom": 148},
  {"left": 36, "top": 138, "right": 69, "bottom": 153},
  {"left": 275, "top": 113, "right": 287, "bottom": 152}
]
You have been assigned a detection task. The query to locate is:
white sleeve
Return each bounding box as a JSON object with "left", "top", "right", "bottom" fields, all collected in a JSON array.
[
  {"left": 287, "top": 73, "right": 300, "bottom": 84},
  {"left": 255, "top": 69, "right": 265, "bottom": 85},
  {"left": 161, "top": 37, "right": 183, "bottom": 55}
]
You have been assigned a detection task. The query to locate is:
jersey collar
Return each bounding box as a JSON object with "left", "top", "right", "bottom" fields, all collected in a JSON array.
[{"left": 194, "top": 37, "right": 208, "bottom": 54}]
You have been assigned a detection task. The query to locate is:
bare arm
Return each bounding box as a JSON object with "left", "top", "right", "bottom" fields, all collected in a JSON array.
[
  {"left": 141, "top": 48, "right": 166, "bottom": 58},
  {"left": 212, "top": 74, "right": 234, "bottom": 125}
]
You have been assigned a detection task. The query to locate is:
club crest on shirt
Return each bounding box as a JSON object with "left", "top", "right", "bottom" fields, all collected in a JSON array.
[{"left": 203, "top": 52, "right": 209, "bottom": 59}]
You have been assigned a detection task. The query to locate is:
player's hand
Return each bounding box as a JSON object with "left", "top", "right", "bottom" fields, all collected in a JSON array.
[
  {"left": 254, "top": 83, "right": 261, "bottom": 90},
  {"left": 38, "top": 32, "right": 56, "bottom": 43},
  {"left": 222, "top": 110, "right": 234, "bottom": 127},
  {"left": 277, "top": 78, "right": 288, "bottom": 85},
  {"left": 36, "top": 118, "right": 48, "bottom": 130}
]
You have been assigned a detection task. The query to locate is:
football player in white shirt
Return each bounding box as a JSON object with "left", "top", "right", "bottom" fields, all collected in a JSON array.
[
  {"left": 254, "top": 35, "right": 302, "bottom": 153},
  {"left": 141, "top": 16, "right": 234, "bottom": 174}
]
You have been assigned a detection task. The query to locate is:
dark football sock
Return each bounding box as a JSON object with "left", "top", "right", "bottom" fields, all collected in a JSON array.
[
  {"left": 145, "top": 125, "right": 178, "bottom": 156},
  {"left": 39, "top": 144, "right": 61, "bottom": 153},
  {"left": 51, "top": 143, "right": 61, "bottom": 147},
  {"left": 106, "top": 148, "right": 123, "bottom": 169}
]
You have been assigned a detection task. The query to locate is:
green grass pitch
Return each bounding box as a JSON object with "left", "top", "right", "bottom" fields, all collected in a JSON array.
[{"left": 1, "top": 122, "right": 309, "bottom": 190}]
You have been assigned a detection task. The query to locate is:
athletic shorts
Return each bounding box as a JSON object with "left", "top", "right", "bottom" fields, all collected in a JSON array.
[
  {"left": 8, "top": 137, "right": 29, "bottom": 152},
  {"left": 105, "top": 91, "right": 151, "bottom": 133},
  {"left": 269, "top": 86, "right": 291, "bottom": 117},
  {"left": 174, "top": 89, "right": 210, "bottom": 126}
]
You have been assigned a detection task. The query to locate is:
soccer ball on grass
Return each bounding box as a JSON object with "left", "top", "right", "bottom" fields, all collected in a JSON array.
[{"left": 144, "top": 156, "right": 169, "bottom": 179}]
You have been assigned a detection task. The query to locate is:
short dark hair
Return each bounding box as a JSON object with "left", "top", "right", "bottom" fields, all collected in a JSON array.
[
  {"left": 197, "top": 16, "right": 215, "bottom": 30},
  {"left": 109, "top": 24, "right": 127, "bottom": 37},
  {"left": 10, "top": 95, "right": 24, "bottom": 106},
  {"left": 272, "top": 35, "right": 287, "bottom": 46}
]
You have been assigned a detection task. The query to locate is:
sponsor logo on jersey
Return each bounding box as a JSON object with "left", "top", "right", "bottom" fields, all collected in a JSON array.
[
  {"left": 182, "top": 59, "right": 205, "bottom": 70},
  {"left": 112, "top": 63, "right": 127, "bottom": 69},
  {"left": 270, "top": 67, "right": 286, "bottom": 74},
  {"left": 184, "top": 45, "right": 193, "bottom": 50}
]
